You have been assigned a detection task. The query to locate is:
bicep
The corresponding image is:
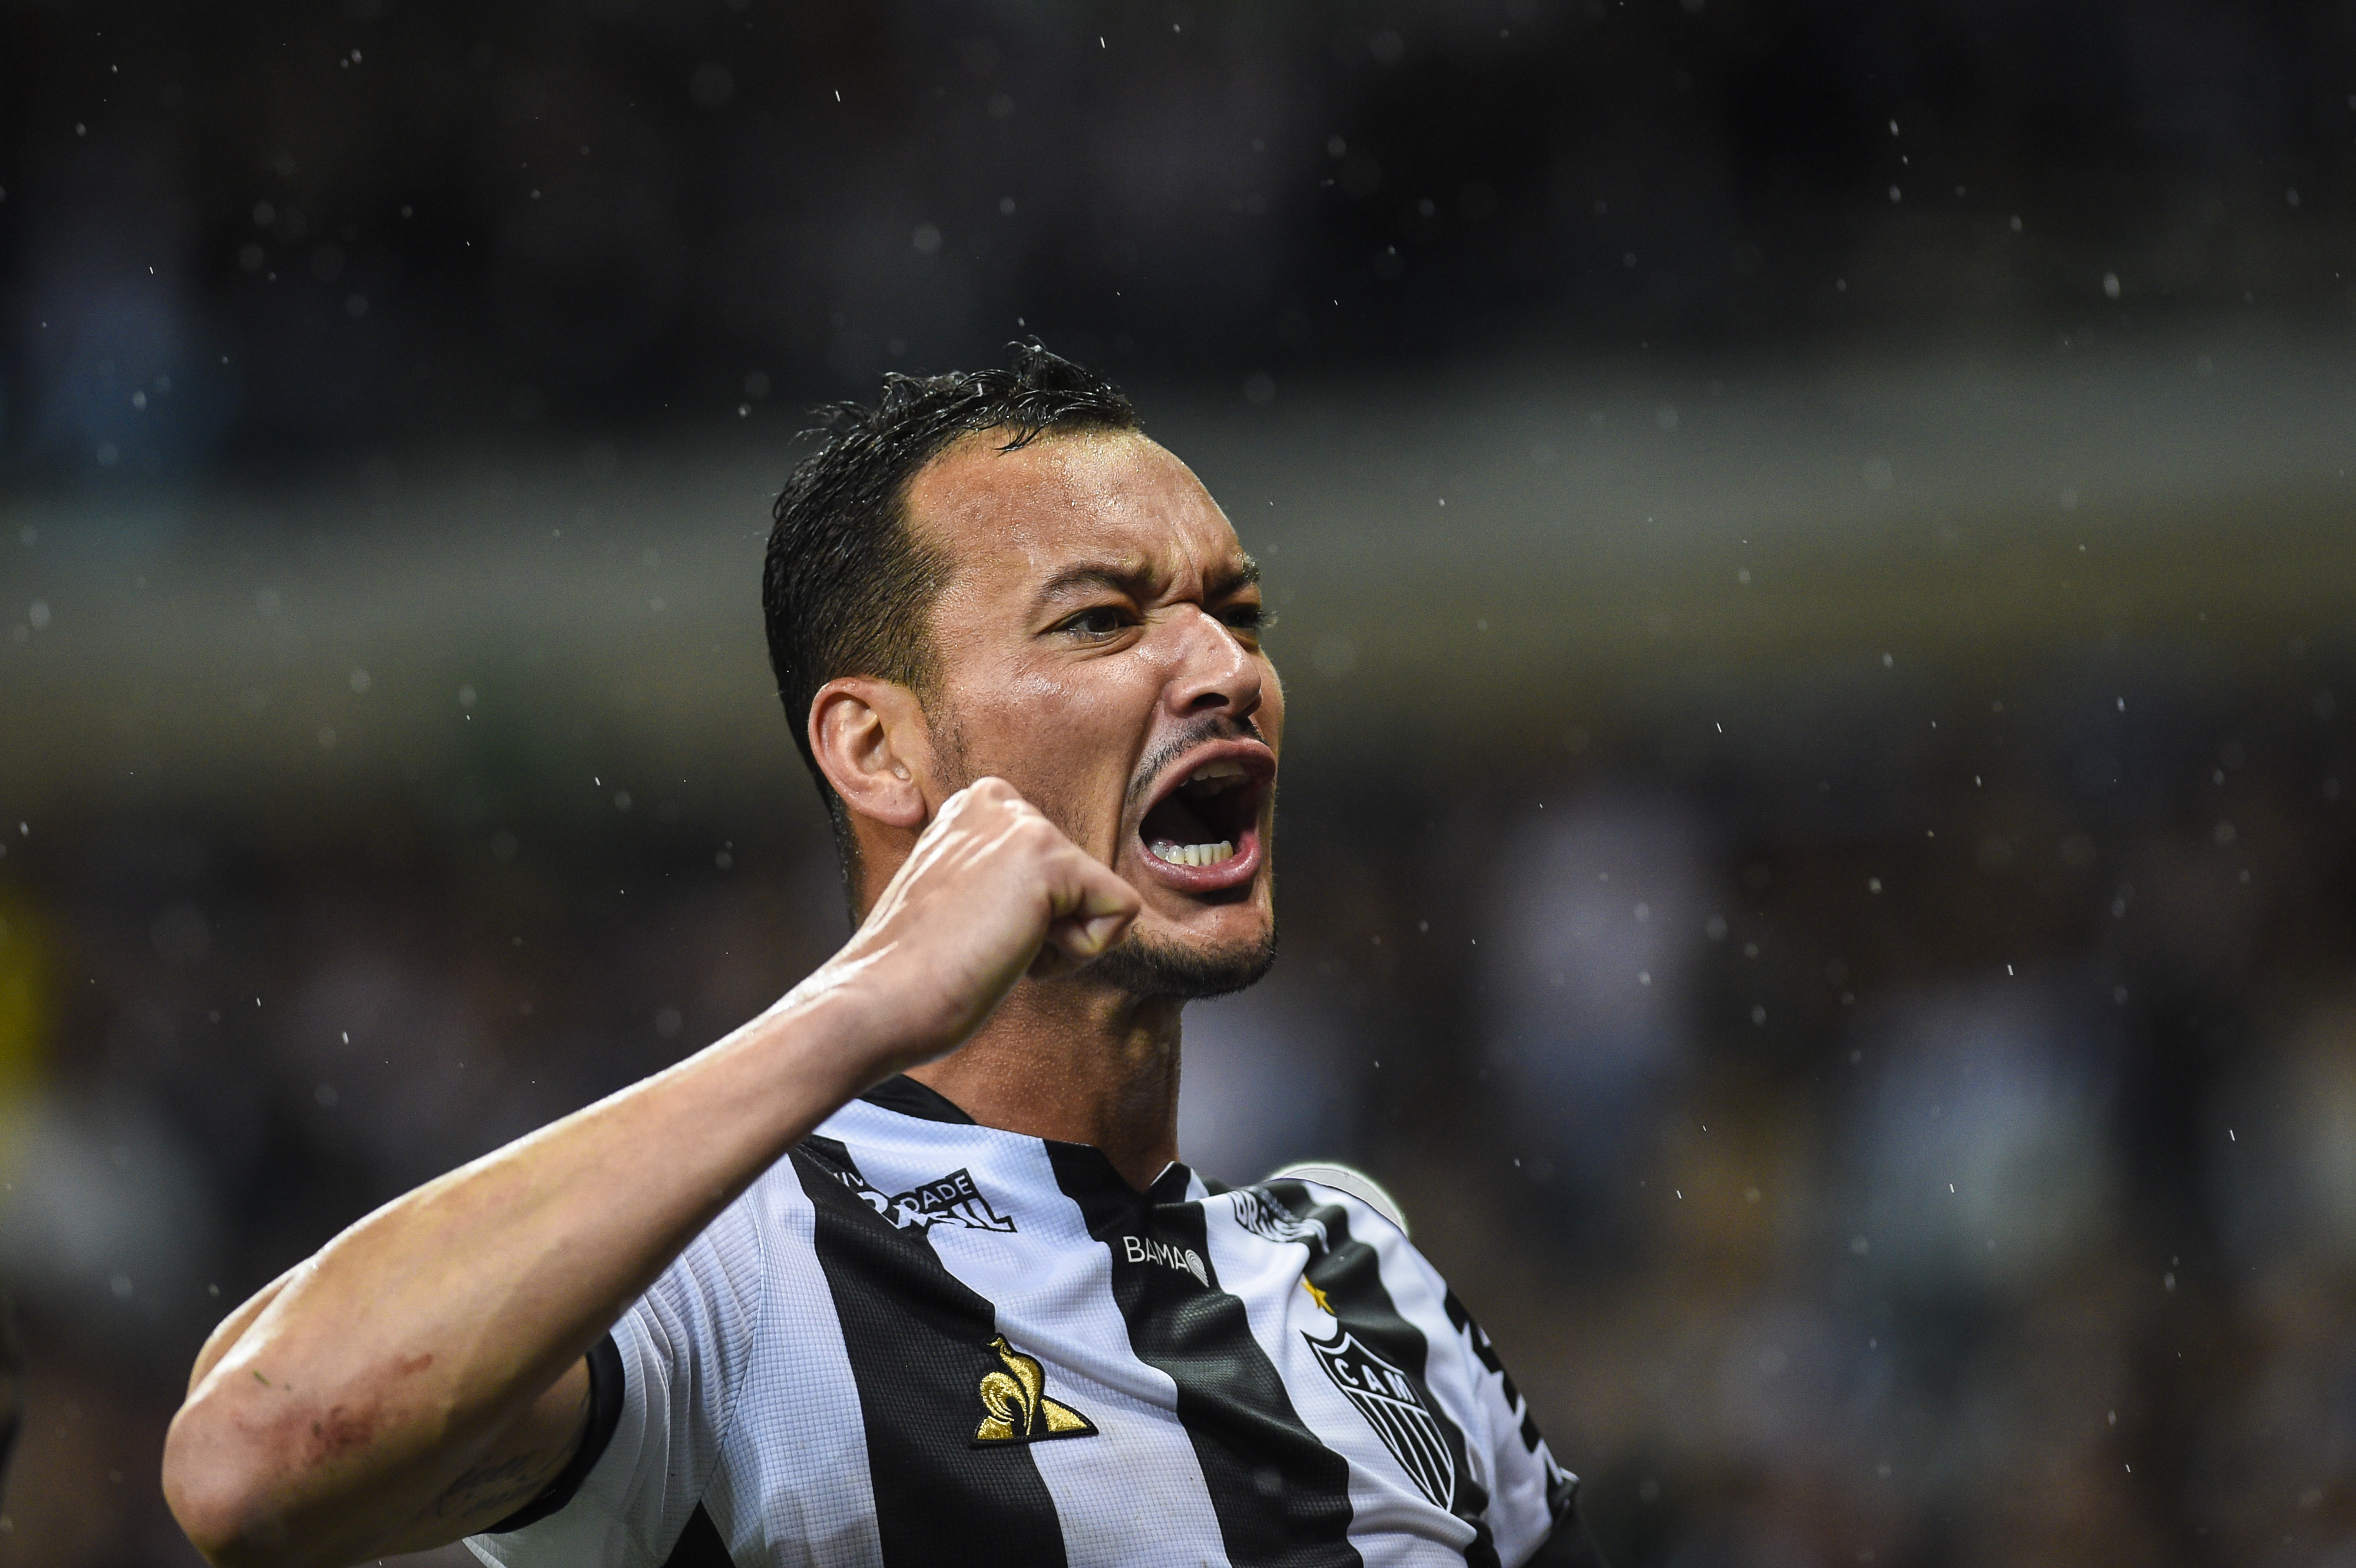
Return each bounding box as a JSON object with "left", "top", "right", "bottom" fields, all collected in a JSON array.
[{"left": 378, "top": 1355, "right": 594, "bottom": 1551}]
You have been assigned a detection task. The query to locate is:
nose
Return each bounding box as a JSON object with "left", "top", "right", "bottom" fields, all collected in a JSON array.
[{"left": 1163, "top": 606, "right": 1263, "bottom": 722}]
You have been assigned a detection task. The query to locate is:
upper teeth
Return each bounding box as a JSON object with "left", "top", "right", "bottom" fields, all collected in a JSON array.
[
  {"left": 1182, "top": 760, "right": 1250, "bottom": 797},
  {"left": 1152, "top": 840, "right": 1235, "bottom": 868}
]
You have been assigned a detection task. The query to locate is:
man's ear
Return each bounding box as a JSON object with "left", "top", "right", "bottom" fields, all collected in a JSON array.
[{"left": 809, "top": 677, "right": 932, "bottom": 830}]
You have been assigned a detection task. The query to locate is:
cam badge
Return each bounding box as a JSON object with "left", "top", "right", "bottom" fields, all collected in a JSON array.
[
  {"left": 972, "top": 1337, "right": 1098, "bottom": 1446},
  {"left": 1305, "top": 1329, "right": 1457, "bottom": 1510}
]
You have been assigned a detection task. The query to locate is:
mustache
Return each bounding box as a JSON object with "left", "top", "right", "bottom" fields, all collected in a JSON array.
[{"left": 1126, "top": 714, "right": 1268, "bottom": 810}]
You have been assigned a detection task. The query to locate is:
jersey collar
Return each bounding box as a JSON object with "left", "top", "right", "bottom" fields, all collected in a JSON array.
[
  {"left": 858, "top": 1074, "right": 977, "bottom": 1124},
  {"left": 853, "top": 1075, "right": 1197, "bottom": 1201}
]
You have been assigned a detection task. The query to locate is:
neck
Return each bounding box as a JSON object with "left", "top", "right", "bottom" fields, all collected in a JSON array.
[{"left": 907, "top": 976, "right": 1184, "bottom": 1191}]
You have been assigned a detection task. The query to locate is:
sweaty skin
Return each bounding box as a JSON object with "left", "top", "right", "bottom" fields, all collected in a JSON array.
[
  {"left": 869, "top": 431, "right": 1282, "bottom": 1174},
  {"left": 161, "top": 429, "right": 1280, "bottom": 1567}
]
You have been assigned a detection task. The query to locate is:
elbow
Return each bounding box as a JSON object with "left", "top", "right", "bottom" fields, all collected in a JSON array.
[{"left": 162, "top": 1404, "right": 303, "bottom": 1568}]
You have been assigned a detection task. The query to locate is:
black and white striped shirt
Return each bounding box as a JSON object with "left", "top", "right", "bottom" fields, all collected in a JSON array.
[{"left": 468, "top": 1077, "right": 1603, "bottom": 1568}]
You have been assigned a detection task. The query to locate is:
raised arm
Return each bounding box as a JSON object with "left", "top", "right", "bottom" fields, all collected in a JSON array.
[{"left": 161, "top": 779, "right": 1138, "bottom": 1567}]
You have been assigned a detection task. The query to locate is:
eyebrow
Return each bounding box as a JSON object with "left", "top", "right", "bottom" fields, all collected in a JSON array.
[
  {"left": 1031, "top": 561, "right": 1153, "bottom": 607},
  {"left": 1030, "top": 554, "right": 1261, "bottom": 611}
]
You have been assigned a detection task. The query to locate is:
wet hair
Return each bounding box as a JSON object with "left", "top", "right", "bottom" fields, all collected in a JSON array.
[{"left": 761, "top": 341, "right": 1141, "bottom": 899}]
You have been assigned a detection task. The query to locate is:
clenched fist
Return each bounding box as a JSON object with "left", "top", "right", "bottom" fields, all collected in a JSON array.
[{"left": 812, "top": 778, "right": 1142, "bottom": 1073}]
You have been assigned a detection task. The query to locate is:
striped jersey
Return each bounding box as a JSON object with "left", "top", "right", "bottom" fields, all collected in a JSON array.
[{"left": 467, "top": 1077, "right": 1602, "bottom": 1568}]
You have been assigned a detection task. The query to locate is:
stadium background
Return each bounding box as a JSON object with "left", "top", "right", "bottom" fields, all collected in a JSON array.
[{"left": 5, "top": 2, "right": 2356, "bottom": 1563}]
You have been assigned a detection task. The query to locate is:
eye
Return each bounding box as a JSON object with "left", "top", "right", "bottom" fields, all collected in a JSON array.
[
  {"left": 1054, "top": 605, "right": 1133, "bottom": 640},
  {"left": 1219, "top": 601, "right": 1273, "bottom": 634}
]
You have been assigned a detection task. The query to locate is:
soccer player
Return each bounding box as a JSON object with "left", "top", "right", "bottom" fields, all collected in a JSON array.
[{"left": 161, "top": 346, "right": 1606, "bottom": 1567}]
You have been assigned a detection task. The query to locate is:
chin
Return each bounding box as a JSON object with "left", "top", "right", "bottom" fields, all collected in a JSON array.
[{"left": 1090, "top": 921, "right": 1277, "bottom": 1001}]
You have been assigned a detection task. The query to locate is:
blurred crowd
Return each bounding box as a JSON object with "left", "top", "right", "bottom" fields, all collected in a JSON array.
[
  {"left": 11, "top": 0, "right": 2356, "bottom": 472},
  {"left": 1, "top": 647, "right": 2350, "bottom": 1566}
]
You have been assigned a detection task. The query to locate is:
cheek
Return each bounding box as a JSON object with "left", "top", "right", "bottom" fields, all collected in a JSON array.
[
  {"left": 948, "top": 670, "right": 1137, "bottom": 818},
  {"left": 964, "top": 666, "right": 1098, "bottom": 740}
]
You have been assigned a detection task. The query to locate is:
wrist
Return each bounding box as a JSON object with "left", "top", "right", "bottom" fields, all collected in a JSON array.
[{"left": 755, "top": 949, "right": 959, "bottom": 1099}]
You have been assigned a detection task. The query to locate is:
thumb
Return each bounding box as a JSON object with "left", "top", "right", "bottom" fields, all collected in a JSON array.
[{"left": 1040, "top": 858, "right": 1141, "bottom": 967}]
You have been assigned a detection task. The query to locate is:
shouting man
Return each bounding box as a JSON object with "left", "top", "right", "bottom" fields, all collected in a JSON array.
[{"left": 162, "top": 346, "right": 1606, "bottom": 1568}]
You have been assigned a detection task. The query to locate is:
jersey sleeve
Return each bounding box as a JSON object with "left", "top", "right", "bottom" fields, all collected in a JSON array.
[
  {"left": 1437, "top": 1285, "right": 1597, "bottom": 1568},
  {"left": 465, "top": 1192, "right": 770, "bottom": 1568}
]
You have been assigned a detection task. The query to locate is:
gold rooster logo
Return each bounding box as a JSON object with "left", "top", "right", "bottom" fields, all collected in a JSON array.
[{"left": 971, "top": 1337, "right": 1098, "bottom": 1445}]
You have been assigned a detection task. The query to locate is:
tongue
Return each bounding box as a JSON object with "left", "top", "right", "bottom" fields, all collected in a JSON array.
[{"left": 1141, "top": 791, "right": 1215, "bottom": 846}]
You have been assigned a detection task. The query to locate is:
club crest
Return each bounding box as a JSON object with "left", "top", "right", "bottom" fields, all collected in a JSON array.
[
  {"left": 971, "top": 1337, "right": 1098, "bottom": 1446},
  {"left": 1305, "top": 1329, "right": 1456, "bottom": 1510},
  {"left": 836, "top": 1165, "right": 1016, "bottom": 1235}
]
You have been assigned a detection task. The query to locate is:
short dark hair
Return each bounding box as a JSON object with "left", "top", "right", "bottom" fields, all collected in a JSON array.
[{"left": 762, "top": 341, "right": 1141, "bottom": 895}]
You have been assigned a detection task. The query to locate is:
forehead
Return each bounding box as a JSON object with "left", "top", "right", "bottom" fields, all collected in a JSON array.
[{"left": 902, "top": 428, "right": 1244, "bottom": 590}]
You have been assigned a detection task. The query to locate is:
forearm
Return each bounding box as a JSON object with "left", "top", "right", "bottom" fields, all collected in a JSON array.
[{"left": 164, "top": 972, "right": 895, "bottom": 1566}]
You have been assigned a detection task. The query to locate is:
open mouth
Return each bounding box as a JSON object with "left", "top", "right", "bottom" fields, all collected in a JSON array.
[{"left": 1137, "top": 749, "right": 1270, "bottom": 878}]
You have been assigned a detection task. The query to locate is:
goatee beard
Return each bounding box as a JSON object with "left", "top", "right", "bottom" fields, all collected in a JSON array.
[{"left": 1087, "top": 924, "right": 1278, "bottom": 1001}]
